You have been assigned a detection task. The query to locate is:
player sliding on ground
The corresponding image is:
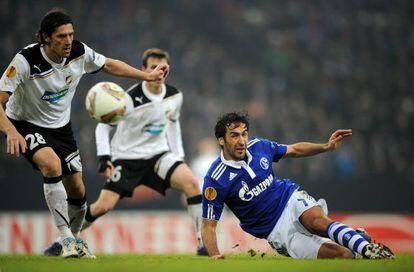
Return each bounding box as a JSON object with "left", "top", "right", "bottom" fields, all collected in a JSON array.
[{"left": 201, "top": 112, "right": 394, "bottom": 259}]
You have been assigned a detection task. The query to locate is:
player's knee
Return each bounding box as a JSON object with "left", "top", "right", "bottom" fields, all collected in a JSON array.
[{"left": 40, "top": 159, "right": 62, "bottom": 177}]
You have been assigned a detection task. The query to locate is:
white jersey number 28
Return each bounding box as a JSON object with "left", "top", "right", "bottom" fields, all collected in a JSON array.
[{"left": 25, "top": 133, "right": 46, "bottom": 150}]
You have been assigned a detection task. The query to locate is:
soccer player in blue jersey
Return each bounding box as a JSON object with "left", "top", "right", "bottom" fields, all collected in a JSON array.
[{"left": 201, "top": 112, "right": 394, "bottom": 259}]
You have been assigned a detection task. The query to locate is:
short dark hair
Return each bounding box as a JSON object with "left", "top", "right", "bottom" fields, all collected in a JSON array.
[
  {"left": 215, "top": 112, "right": 249, "bottom": 139},
  {"left": 142, "top": 48, "right": 170, "bottom": 68},
  {"left": 37, "top": 8, "right": 73, "bottom": 44}
]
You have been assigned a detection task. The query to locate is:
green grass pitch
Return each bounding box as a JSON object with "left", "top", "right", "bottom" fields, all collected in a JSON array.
[{"left": 1, "top": 254, "right": 413, "bottom": 272}]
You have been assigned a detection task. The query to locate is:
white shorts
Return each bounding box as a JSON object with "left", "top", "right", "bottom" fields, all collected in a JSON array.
[{"left": 267, "top": 190, "right": 334, "bottom": 259}]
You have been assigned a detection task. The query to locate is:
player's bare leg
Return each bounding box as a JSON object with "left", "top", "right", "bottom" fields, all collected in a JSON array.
[
  {"left": 300, "top": 206, "right": 393, "bottom": 259},
  {"left": 34, "top": 147, "right": 78, "bottom": 258},
  {"left": 82, "top": 189, "right": 120, "bottom": 230},
  {"left": 170, "top": 163, "right": 207, "bottom": 255}
]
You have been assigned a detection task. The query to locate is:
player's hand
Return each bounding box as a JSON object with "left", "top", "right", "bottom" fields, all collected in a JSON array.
[
  {"left": 147, "top": 63, "right": 169, "bottom": 81},
  {"left": 6, "top": 127, "right": 26, "bottom": 157},
  {"left": 103, "top": 161, "right": 114, "bottom": 180},
  {"left": 327, "top": 129, "right": 352, "bottom": 150},
  {"left": 211, "top": 254, "right": 225, "bottom": 260},
  {"left": 98, "top": 155, "right": 114, "bottom": 180}
]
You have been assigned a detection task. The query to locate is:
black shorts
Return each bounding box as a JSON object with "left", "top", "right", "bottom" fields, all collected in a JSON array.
[
  {"left": 10, "top": 119, "right": 82, "bottom": 175},
  {"left": 104, "top": 152, "right": 183, "bottom": 198}
]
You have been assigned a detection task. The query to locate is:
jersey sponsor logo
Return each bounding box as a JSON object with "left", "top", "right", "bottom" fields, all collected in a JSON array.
[
  {"left": 238, "top": 174, "right": 274, "bottom": 201},
  {"left": 229, "top": 172, "right": 237, "bottom": 181},
  {"left": 142, "top": 123, "right": 165, "bottom": 135},
  {"left": 6, "top": 66, "right": 16, "bottom": 78},
  {"left": 260, "top": 157, "right": 269, "bottom": 170},
  {"left": 41, "top": 88, "right": 69, "bottom": 103},
  {"left": 204, "top": 187, "right": 217, "bottom": 201}
]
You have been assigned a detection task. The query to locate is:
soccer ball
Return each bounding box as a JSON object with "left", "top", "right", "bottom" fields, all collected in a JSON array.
[{"left": 85, "top": 82, "right": 132, "bottom": 124}]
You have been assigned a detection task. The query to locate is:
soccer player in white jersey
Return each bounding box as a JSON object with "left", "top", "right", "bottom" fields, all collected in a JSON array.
[
  {"left": 0, "top": 9, "right": 168, "bottom": 258},
  {"left": 73, "top": 48, "right": 206, "bottom": 255},
  {"left": 201, "top": 112, "right": 394, "bottom": 260}
]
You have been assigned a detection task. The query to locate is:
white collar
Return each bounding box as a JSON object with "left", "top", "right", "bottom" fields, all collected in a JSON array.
[
  {"left": 40, "top": 45, "right": 66, "bottom": 68},
  {"left": 220, "top": 150, "right": 256, "bottom": 179},
  {"left": 142, "top": 81, "right": 166, "bottom": 102},
  {"left": 220, "top": 150, "right": 252, "bottom": 169}
]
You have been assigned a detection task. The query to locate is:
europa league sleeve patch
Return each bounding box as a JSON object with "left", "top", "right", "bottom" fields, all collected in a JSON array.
[
  {"left": 6, "top": 66, "right": 16, "bottom": 78},
  {"left": 204, "top": 187, "right": 217, "bottom": 201}
]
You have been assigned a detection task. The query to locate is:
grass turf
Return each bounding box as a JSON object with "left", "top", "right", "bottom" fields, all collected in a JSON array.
[{"left": 1, "top": 253, "right": 413, "bottom": 272}]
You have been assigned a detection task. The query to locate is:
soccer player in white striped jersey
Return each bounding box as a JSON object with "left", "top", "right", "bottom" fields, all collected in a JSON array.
[
  {"left": 201, "top": 112, "right": 394, "bottom": 259},
  {"left": 0, "top": 9, "right": 167, "bottom": 258},
  {"left": 78, "top": 48, "right": 207, "bottom": 255}
]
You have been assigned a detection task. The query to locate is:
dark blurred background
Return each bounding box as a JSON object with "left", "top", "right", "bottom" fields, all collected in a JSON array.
[{"left": 0, "top": 0, "right": 413, "bottom": 212}]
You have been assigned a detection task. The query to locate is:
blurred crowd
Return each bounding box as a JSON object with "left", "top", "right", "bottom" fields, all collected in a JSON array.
[{"left": 0, "top": 0, "right": 413, "bottom": 198}]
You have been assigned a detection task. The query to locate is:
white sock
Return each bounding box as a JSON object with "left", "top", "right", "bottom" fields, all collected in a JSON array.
[
  {"left": 67, "top": 198, "right": 87, "bottom": 239},
  {"left": 187, "top": 196, "right": 203, "bottom": 247},
  {"left": 43, "top": 180, "right": 73, "bottom": 240}
]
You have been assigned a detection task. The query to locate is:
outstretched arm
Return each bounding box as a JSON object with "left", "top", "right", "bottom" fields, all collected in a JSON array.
[
  {"left": 103, "top": 58, "right": 168, "bottom": 81},
  {"left": 284, "top": 129, "right": 352, "bottom": 158},
  {"left": 202, "top": 219, "right": 224, "bottom": 259}
]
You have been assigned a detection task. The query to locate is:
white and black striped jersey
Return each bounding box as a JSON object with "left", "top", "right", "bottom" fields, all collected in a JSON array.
[
  {"left": 0, "top": 41, "right": 106, "bottom": 128},
  {"left": 95, "top": 81, "right": 185, "bottom": 161}
]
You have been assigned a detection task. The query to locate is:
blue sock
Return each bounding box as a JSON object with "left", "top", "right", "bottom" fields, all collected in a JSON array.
[{"left": 326, "top": 222, "right": 369, "bottom": 255}]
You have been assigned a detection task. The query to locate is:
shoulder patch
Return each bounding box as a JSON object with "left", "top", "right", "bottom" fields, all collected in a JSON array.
[
  {"left": 165, "top": 84, "right": 180, "bottom": 98},
  {"left": 6, "top": 66, "right": 16, "bottom": 78},
  {"left": 204, "top": 187, "right": 217, "bottom": 201}
]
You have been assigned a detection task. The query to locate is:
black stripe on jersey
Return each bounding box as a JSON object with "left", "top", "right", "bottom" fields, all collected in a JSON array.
[
  {"left": 90, "top": 64, "right": 105, "bottom": 74},
  {"left": 19, "top": 43, "right": 52, "bottom": 76},
  {"left": 127, "top": 83, "right": 152, "bottom": 108},
  {"left": 63, "top": 40, "right": 85, "bottom": 65},
  {"left": 19, "top": 40, "right": 86, "bottom": 76},
  {"left": 165, "top": 84, "right": 180, "bottom": 98},
  {"left": 127, "top": 83, "right": 181, "bottom": 108}
]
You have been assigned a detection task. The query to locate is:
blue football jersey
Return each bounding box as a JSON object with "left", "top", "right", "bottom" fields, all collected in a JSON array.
[{"left": 202, "top": 137, "right": 299, "bottom": 238}]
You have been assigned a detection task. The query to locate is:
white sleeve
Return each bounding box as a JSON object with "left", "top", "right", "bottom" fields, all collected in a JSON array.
[
  {"left": 0, "top": 54, "right": 30, "bottom": 93},
  {"left": 166, "top": 119, "right": 185, "bottom": 159},
  {"left": 82, "top": 42, "right": 106, "bottom": 74},
  {"left": 95, "top": 123, "right": 114, "bottom": 156}
]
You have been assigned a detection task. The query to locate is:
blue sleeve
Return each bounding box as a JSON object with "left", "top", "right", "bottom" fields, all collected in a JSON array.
[
  {"left": 202, "top": 177, "right": 226, "bottom": 221},
  {"left": 269, "top": 140, "right": 287, "bottom": 162}
]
